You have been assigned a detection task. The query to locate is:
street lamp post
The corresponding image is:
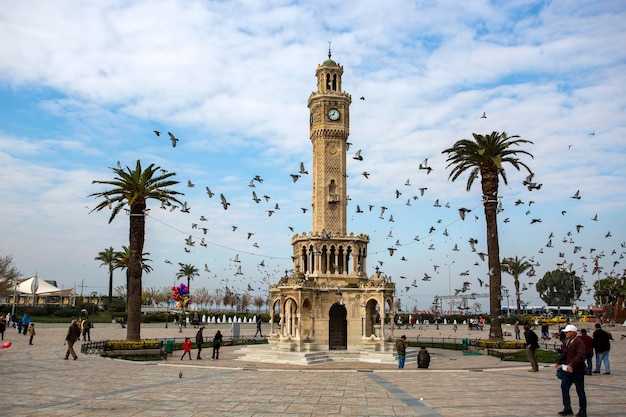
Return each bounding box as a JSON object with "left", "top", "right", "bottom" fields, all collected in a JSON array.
[
  {"left": 444, "top": 261, "right": 455, "bottom": 315},
  {"left": 11, "top": 276, "right": 18, "bottom": 319}
]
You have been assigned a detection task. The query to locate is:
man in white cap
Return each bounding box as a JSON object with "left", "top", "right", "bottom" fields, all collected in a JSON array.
[{"left": 555, "top": 324, "right": 587, "bottom": 417}]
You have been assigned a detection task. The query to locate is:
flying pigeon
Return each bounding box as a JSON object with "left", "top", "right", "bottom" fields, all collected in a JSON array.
[
  {"left": 220, "top": 194, "right": 230, "bottom": 210},
  {"left": 168, "top": 132, "right": 179, "bottom": 147}
]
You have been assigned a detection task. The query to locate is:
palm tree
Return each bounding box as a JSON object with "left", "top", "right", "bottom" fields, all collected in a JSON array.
[
  {"left": 443, "top": 131, "right": 533, "bottom": 341},
  {"left": 176, "top": 263, "right": 199, "bottom": 294},
  {"left": 89, "top": 160, "right": 182, "bottom": 341},
  {"left": 95, "top": 247, "right": 120, "bottom": 304},
  {"left": 501, "top": 256, "right": 534, "bottom": 314}
]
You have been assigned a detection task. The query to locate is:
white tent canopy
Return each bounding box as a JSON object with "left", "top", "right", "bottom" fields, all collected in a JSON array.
[{"left": 15, "top": 276, "right": 67, "bottom": 296}]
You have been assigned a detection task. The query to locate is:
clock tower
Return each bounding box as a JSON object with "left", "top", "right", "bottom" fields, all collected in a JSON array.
[
  {"left": 308, "top": 48, "right": 351, "bottom": 236},
  {"left": 267, "top": 49, "right": 396, "bottom": 354}
]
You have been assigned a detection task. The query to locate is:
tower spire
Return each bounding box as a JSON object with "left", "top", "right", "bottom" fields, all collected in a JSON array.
[{"left": 328, "top": 41, "right": 332, "bottom": 60}]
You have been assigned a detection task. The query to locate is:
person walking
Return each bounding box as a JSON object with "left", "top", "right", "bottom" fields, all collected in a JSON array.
[
  {"left": 514, "top": 321, "right": 521, "bottom": 340},
  {"left": 578, "top": 328, "right": 593, "bottom": 375},
  {"left": 195, "top": 327, "right": 204, "bottom": 360},
  {"left": 254, "top": 315, "right": 264, "bottom": 338},
  {"left": 0, "top": 318, "right": 5, "bottom": 341},
  {"left": 592, "top": 323, "right": 612, "bottom": 375},
  {"left": 524, "top": 324, "right": 540, "bottom": 372},
  {"left": 180, "top": 337, "right": 192, "bottom": 360},
  {"left": 211, "top": 330, "right": 223, "bottom": 360},
  {"left": 28, "top": 323, "right": 36, "bottom": 345},
  {"left": 64, "top": 320, "right": 81, "bottom": 360},
  {"left": 395, "top": 335, "right": 407, "bottom": 369},
  {"left": 21, "top": 313, "right": 31, "bottom": 335},
  {"left": 555, "top": 324, "right": 587, "bottom": 417}
]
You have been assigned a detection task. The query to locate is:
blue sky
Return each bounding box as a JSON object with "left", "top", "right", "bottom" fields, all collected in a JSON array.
[{"left": 1, "top": 0, "right": 625, "bottom": 312}]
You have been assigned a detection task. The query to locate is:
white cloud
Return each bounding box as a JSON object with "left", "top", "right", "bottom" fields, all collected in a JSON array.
[{"left": 0, "top": 0, "right": 624, "bottom": 310}]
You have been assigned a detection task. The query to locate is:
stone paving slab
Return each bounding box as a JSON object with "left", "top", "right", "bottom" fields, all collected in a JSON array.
[{"left": 1, "top": 321, "right": 624, "bottom": 416}]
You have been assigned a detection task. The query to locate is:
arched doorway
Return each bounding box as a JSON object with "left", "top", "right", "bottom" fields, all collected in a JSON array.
[{"left": 328, "top": 303, "right": 347, "bottom": 350}]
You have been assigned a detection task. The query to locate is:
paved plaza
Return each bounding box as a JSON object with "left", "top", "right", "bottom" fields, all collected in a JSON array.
[{"left": 1, "top": 321, "right": 625, "bottom": 416}]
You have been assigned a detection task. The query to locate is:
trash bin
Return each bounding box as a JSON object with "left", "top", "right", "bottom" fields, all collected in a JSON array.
[
  {"left": 165, "top": 340, "right": 174, "bottom": 354},
  {"left": 462, "top": 338, "right": 469, "bottom": 350}
]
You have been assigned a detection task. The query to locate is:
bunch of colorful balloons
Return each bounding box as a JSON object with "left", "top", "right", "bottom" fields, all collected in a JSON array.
[{"left": 172, "top": 283, "right": 191, "bottom": 310}]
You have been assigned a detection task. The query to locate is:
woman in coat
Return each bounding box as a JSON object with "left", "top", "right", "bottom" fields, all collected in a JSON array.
[{"left": 212, "top": 330, "right": 223, "bottom": 360}]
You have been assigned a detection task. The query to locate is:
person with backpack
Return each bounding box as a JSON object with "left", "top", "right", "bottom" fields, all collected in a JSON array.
[{"left": 524, "top": 324, "right": 540, "bottom": 372}]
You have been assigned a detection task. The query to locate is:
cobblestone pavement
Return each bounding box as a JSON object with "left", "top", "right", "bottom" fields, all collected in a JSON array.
[{"left": 1, "top": 321, "right": 624, "bottom": 416}]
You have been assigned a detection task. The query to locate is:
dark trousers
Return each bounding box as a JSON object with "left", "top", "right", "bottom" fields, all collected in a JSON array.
[
  {"left": 561, "top": 371, "right": 586, "bottom": 414},
  {"left": 212, "top": 346, "right": 220, "bottom": 359},
  {"left": 65, "top": 341, "right": 77, "bottom": 359},
  {"left": 526, "top": 346, "right": 538, "bottom": 371},
  {"left": 197, "top": 345, "right": 202, "bottom": 359}
]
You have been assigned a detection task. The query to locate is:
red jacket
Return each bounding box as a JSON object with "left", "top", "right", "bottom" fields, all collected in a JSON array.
[{"left": 183, "top": 339, "right": 192, "bottom": 353}]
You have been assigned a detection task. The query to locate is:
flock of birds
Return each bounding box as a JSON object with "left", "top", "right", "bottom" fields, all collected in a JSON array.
[{"left": 117, "top": 118, "right": 626, "bottom": 312}]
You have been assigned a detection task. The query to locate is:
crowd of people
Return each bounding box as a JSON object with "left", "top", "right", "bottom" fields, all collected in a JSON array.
[{"left": 521, "top": 321, "right": 614, "bottom": 417}]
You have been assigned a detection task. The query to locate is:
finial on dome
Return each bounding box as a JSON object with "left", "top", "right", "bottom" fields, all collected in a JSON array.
[{"left": 328, "top": 41, "right": 332, "bottom": 59}]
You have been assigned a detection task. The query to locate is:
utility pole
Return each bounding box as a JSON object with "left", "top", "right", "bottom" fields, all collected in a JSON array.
[{"left": 444, "top": 261, "right": 455, "bottom": 314}]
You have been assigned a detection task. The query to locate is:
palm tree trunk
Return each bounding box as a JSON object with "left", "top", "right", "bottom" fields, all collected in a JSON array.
[
  {"left": 482, "top": 174, "right": 503, "bottom": 341},
  {"left": 108, "top": 267, "right": 113, "bottom": 304},
  {"left": 127, "top": 204, "right": 146, "bottom": 341},
  {"left": 514, "top": 276, "right": 522, "bottom": 313}
]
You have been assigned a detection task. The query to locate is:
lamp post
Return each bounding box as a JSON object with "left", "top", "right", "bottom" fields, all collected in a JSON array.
[
  {"left": 11, "top": 276, "right": 18, "bottom": 318},
  {"left": 165, "top": 301, "right": 170, "bottom": 329},
  {"left": 90, "top": 291, "right": 98, "bottom": 328},
  {"left": 444, "top": 261, "right": 455, "bottom": 314}
]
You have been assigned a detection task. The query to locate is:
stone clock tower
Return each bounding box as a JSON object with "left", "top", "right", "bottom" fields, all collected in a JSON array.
[
  {"left": 308, "top": 50, "right": 350, "bottom": 237},
  {"left": 268, "top": 49, "right": 396, "bottom": 355}
]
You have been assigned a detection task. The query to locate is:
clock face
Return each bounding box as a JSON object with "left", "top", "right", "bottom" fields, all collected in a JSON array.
[{"left": 327, "top": 108, "right": 340, "bottom": 121}]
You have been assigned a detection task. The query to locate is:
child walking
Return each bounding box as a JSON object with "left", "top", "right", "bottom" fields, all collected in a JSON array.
[
  {"left": 28, "top": 323, "right": 36, "bottom": 345},
  {"left": 181, "top": 337, "right": 192, "bottom": 360}
]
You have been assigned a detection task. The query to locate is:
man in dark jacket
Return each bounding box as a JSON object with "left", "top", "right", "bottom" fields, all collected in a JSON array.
[
  {"left": 524, "top": 324, "right": 540, "bottom": 372},
  {"left": 395, "top": 335, "right": 407, "bottom": 369},
  {"left": 64, "top": 320, "right": 81, "bottom": 360},
  {"left": 196, "top": 326, "right": 204, "bottom": 360},
  {"left": 555, "top": 324, "right": 587, "bottom": 417},
  {"left": 592, "top": 323, "right": 612, "bottom": 374}
]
